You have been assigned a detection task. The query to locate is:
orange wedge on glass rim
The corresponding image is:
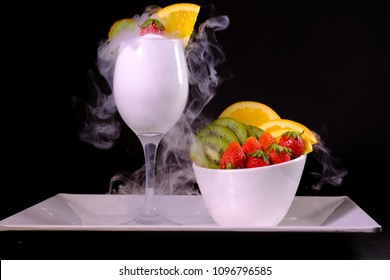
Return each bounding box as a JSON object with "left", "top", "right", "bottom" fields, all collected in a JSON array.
[{"left": 153, "top": 3, "right": 200, "bottom": 47}]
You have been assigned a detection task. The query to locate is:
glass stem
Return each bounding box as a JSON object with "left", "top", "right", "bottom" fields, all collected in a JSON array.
[{"left": 138, "top": 133, "right": 163, "bottom": 218}]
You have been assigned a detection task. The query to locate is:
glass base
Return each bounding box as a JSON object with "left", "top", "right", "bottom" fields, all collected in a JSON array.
[
  {"left": 120, "top": 205, "right": 180, "bottom": 226},
  {"left": 133, "top": 214, "right": 180, "bottom": 225},
  {"left": 123, "top": 214, "right": 180, "bottom": 225}
]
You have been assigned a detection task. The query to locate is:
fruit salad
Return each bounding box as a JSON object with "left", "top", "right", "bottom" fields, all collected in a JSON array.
[{"left": 190, "top": 101, "right": 318, "bottom": 169}]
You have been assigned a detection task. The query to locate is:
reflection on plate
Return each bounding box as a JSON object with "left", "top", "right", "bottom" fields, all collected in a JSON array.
[{"left": 0, "top": 194, "right": 382, "bottom": 232}]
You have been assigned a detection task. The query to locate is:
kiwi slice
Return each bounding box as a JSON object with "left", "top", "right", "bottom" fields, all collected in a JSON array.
[
  {"left": 249, "top": 125, "right": 264, "bottom": 138},
  {"left": 196, "top": 123, "right": 239, "bottom": 144},
  {"left": 212, "top": 117, "right": 248, "bottom": 145},
  {"left": 190, "top": 137, "right": 215, "bottom": 168},
  {"left": 190, "top": 135, "right": 230, "bottom": 169},
  {"left": 242, "top": 123, "right": 256, "bottom": 138},
  {"left": 191, "top": 123, "right": 240, "bottom": 169}
]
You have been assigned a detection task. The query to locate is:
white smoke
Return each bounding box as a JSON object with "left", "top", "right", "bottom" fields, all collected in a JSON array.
[
  {"left": 72, "top": 69, "right": 120, "bottom": 150},
  {"left": 309, "top": 133, "right": 348, "bottom": 190}
]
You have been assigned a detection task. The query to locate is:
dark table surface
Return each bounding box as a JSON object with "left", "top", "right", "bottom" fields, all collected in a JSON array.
[{"left": 1, "top": 229, "right": 389, "bottom": 260}]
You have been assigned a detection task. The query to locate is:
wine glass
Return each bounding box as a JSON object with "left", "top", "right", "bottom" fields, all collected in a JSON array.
[{"left": 113, "top": 36, "right": 189, "bottom": 224}]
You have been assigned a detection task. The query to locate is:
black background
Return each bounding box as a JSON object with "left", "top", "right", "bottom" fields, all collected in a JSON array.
[{"left": 1, "top": 0, "right": 389, "bottom": 259}]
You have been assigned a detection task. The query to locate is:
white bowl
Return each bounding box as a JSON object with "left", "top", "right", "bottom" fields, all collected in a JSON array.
[{"left": 192, "top": 154, "right": 307, "bottom": 227}]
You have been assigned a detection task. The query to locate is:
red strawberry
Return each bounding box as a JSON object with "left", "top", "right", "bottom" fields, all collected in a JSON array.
[
  {"left": 219, "top": 142, "right": 247, "bottom": 169},
  {"left": 140, "top": 18, "right": 165, "bottom": 36},
  {"left": 247, "top": 150, "right": 271, "bottom": 168},
  {"left": 266, "top": 143, "right": 292, "bottom": 164},
  {"left": 278, "top": 130, "right": 304, "bottom": 159},
  {"left": 242, "top": 136, "right": 261, "bottom": 155},
  {"left": 258, "top": 130, "right": 276, "bottom": 151}
]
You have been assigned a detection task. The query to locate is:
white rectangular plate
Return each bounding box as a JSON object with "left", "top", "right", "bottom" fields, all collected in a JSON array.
[{"left": 0, "top": 194, "right": 382, "bottom": 232}]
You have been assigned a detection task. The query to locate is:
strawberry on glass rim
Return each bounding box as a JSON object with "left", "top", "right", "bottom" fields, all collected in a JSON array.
[{"left": 140, "top": 18, "right": 165, "bottom": 36}]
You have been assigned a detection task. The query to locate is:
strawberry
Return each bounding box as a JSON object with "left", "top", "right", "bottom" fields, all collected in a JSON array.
[
  {"left": 258, "top": 130, "right": 276, "bottom": 151},
  {"left": 266, "top": 143, "right": 292, "bottom": 164},
  {"left": 278, "top": 130, "right": 304, "bottom": 158},
  {"left": 247, "top": 150, "right": 271, "bottom": 168},
  {"left": 219, "top": 142, "right": 247, "bottom": 169},
  {"left": 140, "top": 18, "right": 165, "bottom": 36},
  {"left": 242, "top": 136, "right": 261, "bottom": 155}
]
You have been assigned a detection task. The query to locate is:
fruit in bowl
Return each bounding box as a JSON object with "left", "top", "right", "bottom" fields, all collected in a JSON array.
[{"left": 190, "top": 101, "right": 317, "bottom": 227}]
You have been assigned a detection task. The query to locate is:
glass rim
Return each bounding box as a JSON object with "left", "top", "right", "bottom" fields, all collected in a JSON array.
[{"left": 133, "top": 36, "right": 182, "bottom": 42}]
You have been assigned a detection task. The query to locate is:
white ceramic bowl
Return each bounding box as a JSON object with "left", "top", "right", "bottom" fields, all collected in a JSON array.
[{"left": 192, "top": 154, "right": 307, "bottom": 227}]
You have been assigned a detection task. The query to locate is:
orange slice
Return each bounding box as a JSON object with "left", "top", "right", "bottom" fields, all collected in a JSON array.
[
  {"left": 218, "top": 101, "right": 281, "bottom": 127},
  {"left": 154, "top": 3, "right": 200, "bottom": 47},
  {"left": 258, "top": 119, "right": 318, "bottom": 145}
]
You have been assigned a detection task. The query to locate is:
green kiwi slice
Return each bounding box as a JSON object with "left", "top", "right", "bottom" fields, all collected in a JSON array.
[
  {"left": 196, "top": 123, "right": 239, "bottom": 144},
  {"left": 212, "top": 117, "right": 248, "bottom": 145},
  {"left": 249, "top": 125, "right": 264, "bottom": 138},
  {"left": 190, "top": 135, "right": 230, "bottom": 169},
  {"left": 242, "top": 123, "right": 256, "bottom": 138}
]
